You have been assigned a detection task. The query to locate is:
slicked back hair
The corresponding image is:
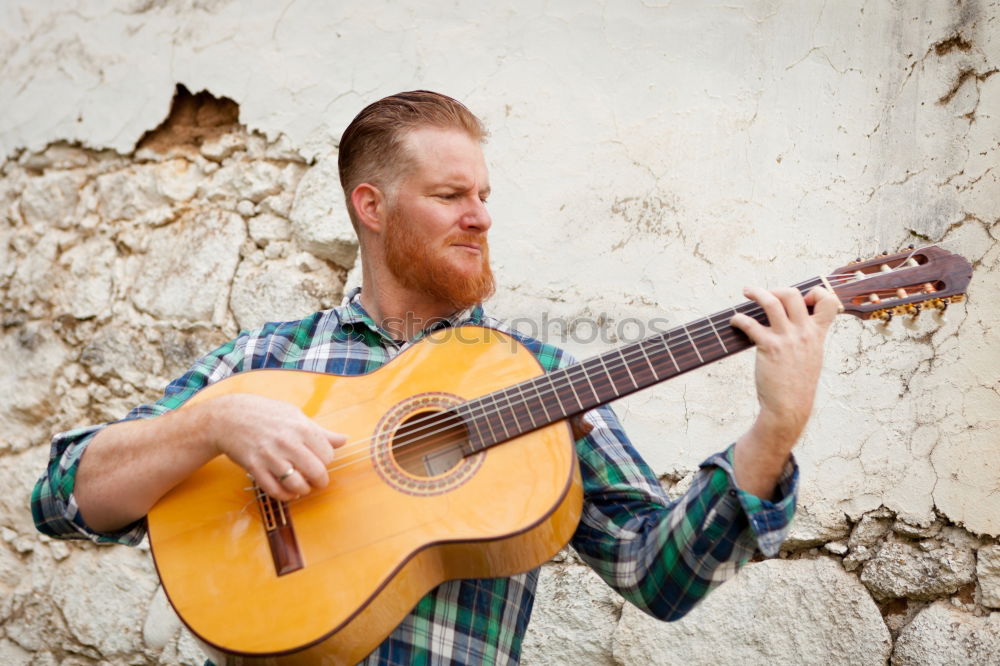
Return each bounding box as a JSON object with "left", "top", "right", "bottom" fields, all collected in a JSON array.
[{"left": 338, "top": 90, "right": 488, "bottom": 230}]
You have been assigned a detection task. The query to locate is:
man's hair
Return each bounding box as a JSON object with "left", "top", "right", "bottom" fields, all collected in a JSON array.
[{"left": 338, "top": 90, "right": 488, "bottom": 229}]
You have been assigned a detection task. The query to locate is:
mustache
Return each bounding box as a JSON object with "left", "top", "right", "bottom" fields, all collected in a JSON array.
[{"left": 447, "top": 233, "right": 489, "bottom": 248}]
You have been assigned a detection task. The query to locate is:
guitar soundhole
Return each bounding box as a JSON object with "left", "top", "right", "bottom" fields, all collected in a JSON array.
[{"left": 391, "top": 410, "right": 470, "bottom": 478}]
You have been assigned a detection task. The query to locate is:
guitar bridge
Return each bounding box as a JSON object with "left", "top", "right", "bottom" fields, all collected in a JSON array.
[{"left": 255, "top": 486, "right": 304, "bottom": 576}]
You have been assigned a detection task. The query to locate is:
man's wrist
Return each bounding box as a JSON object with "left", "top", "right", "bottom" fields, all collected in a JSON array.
[{"left": 732, "top": 420, "right": 798, "bottom": 500}]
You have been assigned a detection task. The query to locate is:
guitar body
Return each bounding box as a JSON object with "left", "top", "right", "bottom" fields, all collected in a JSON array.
[{"left": 147, "top": 327, "right": 583, "bottom": 665}]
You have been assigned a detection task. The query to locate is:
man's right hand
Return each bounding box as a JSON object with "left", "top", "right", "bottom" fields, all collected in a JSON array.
[
  {"left": 208, "top": 394, "right": 346, "bottom": 501},
  {"left": 75, "top": 394, "right": 346, "bottom": 533}
]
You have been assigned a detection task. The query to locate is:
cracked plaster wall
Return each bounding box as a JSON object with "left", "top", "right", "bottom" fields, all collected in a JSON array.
[{"left": 0, "top": 1, "right": 998, "bottom": 664}]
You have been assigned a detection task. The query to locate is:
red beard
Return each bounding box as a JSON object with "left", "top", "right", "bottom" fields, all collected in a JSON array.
[{"left": 383, "top": 210, "right": 495, "bottom": 311}]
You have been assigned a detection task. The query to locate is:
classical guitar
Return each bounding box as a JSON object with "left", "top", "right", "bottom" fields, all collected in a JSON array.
[{"left": 146, "top": 245, "right": 971, "bottom": 665}]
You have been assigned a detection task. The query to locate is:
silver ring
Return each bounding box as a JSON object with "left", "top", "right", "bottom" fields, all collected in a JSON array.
[{"left": 278, "top": 466, "right": 296, "bottom": 482}]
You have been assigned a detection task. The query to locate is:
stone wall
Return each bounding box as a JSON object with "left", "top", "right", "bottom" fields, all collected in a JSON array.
[{"left": 1, "top": 1, "right": 998, "bottom": 664}]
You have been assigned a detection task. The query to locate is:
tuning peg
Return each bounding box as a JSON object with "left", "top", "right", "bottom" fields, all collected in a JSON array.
[
  {"left": 933, "top": 302, "right": 948, "bottom": 323},
  {"left": 871, "top": 310, "right": 893, "bottom": 333}
]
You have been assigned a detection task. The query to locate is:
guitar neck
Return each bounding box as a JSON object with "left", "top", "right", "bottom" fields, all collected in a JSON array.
[{"left": 458, "top": 277, "right": 825, "bottom": 453}]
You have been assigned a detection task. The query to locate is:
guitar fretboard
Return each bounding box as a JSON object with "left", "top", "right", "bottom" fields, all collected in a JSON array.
[{"left": 454, "top": 277, "right": 825, "bottom": 452}]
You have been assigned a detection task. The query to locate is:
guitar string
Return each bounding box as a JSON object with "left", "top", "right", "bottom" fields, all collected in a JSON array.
[
  {"left": 308, "top": 263, "right": 924, "bottom": 467},
  {"left": 275, "top": 260, "right": 941, "bottom": 507},
  {"left": 307, "top": 276, "right": 825, "bottom": 461},
  {"left": 298, "top": 265, "right": 933, "bottom": 477},
  {"left": 290, "top": 272, "right": 897, "bottom": 482}
]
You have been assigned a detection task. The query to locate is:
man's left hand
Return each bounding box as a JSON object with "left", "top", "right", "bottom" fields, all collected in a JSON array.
[{"left": 729, "top": 285, "right": 840, "bottom": 498}]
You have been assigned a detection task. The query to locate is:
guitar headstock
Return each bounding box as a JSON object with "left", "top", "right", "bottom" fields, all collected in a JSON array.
[{"left": 828, "top": 245, "right": 972, "bottom": 321}]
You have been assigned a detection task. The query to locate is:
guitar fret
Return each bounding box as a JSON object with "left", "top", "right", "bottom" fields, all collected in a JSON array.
[
  {"left": 637, "top": 342, "right": 660, "bottom": 381},
  {"left": 661, "top": 334, "right": 681, "bottom": 373},
  {"left": 618, "top": 347, "right": 639, "bottom": 390},
  {"left": 581, "top": 361, "right": 600, "bottom": 404},
  {"left": 546, "top": 374, "right": 568, "bottom": 416},
  {"left": 596, "top": 354, "right": 621, "bottom": 398},
  {"left": 565, "top": 369, "right": 585, "bottom": 410},
  {"left": 708, "top": 316, "right": 728, "bottom": 354},
  {"left": 516, "top": 383, "right": 540, "bottom": 428},
  {"left": 458, "top": 404, "right": 487, "bottom": 450},
  {"left": 481, "top": 398, "right": 500, "bottom": 444},
  {"left": 683, "top": 325, "right": 705, "bottom": 364},
  {"left": 495, "top": 393, "right": 512, "bottom": 440}
]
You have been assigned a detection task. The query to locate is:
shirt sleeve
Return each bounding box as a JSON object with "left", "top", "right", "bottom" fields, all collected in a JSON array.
[
  {"left": 569, "top": 404, "right": 798, "bottom": 622},
  {"left": 30, "top": 333, "right": 251, "bottom": 545}
]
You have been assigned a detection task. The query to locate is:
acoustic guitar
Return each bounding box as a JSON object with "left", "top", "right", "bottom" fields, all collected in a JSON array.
[{"left": 147, "top": 245, "right": 971, "bottom": 665}]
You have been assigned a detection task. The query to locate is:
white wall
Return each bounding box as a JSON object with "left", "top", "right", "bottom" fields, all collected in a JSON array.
[{"left": 1, "top": 1, "right": 998, "bottom": 663}]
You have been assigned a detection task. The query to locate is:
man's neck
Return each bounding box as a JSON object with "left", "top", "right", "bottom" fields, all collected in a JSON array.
[{"left": 359, "top": 270, "right": 462, "bottom": 342}]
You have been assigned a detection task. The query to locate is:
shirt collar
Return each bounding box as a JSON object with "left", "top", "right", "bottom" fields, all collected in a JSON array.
[{"left": 340, "top": 286, "right": 485, "bottom": 343}]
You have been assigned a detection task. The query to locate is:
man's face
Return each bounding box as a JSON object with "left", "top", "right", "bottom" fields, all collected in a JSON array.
[{"left": 382, "top": 127, "right": 495, "bottom": 310}]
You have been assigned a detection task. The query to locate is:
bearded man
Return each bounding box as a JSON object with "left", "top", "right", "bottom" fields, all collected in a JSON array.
[{"left": 33, "top": 90, "right": 839, "bottom": 664}]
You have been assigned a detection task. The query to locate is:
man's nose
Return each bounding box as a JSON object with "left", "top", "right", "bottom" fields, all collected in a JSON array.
[{"left": 459, "top": 199, "right": 491, "bottom": 232}]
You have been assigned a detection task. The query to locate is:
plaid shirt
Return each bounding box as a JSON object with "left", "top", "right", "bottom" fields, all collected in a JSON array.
[{"left": 32, "top": 290, "right": 797, "bottom": 665}]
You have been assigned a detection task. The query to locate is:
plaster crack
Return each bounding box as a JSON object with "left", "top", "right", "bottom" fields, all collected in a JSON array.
[
  {"left": 937, "top": 68, "right": 998, "bottom": 106},
  {"left": 271, "top": 0, "right": 298, "bottom": 42}
]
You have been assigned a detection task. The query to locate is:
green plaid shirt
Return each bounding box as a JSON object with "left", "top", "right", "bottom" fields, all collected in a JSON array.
[{"left": 33, "top": 290, "right": 797, "bottom": 665}]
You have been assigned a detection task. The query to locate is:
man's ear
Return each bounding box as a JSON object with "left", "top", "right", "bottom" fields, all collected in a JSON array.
[{"left": 351, "top": 183, "right": 385, "bottom": 233}]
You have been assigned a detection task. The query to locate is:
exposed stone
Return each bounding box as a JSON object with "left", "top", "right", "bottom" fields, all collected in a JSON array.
[
  {"left": 521, "top": 564, "right": 621, "bottom": 665},
  {"left": 892, "top": 516, "right": 942, "bottom": 539},
  {"left": 229, "top": 251, "right": 343, "bottom": 330},
  {"left": 891, "top": 603, "right": 1000, "bottom": 665},
  {"left": 53, "top": 236, "right": 117, "bottom": 320},
  {"left": 850, "top": 512, "right": 894, "bottom": 549},
  {"left": 861, "top": 539, "right": 976, "bottom": 601},
  {"left": 258, "top": 190, "right": 295, "bottom": 217},
  {"left": 824, "top": 541, "right": 848, "bottom": 556},
  {"left": 142, "top": 585, "right": 182, "bottom": 650},
  {"left": 94, "top": 166, "right": 169, "bottom": 223},
  {"left": 79, "top": 326, "right": 163, "bottom": 389},
  {"left": 977, "top": 545, "right": 1000, "bottom": 609},
  {"left": 288, "top": 157, "right": 358, "bottom": 268},
  {"left": 7, "top": 231, "right": 62, "bottom": 314},
  {"left": 201, "top": 160, "right": 296, "bottom": 205},
  {"left": 200, "top": 132, "right": 246, "bottom": 162},
  {"left": 3, "top": 593, "right": 72, "bottom": 654},
  {"left": 18, "top": 170, "right": 86, "bottom": 229},
  {"left": 784, "top": 503, "right": 851, "bottom": 550},
  {"left": 0, "top": 638, "right": 34, "bottom": 665},
  {"left": 0, "top": 326, "right": 71, "bottom": 450},
  {"left": 18, "top": 143, "right": 92, "bottom": 171},
  {"left": 130, "top": 209, "right": 244, "bottom": 324},
  {"left": 247, "top": 212, "right": 292, "bottom": 246},
  {"left": 612, "top": 558, "right": 891, "bottom": 665},
  {"left": 156, "top": 626, "right": 208, "bottom": 665},
  {"left": 236, "top": 198, "right": 255, "bottom": 216},
  {"left": 153, "top": 158, "right": 205, "bottom": 203},
  {"left": 48, "top": 540, "right": 70, "bottom": 562},
  {"left": 50, "top": 548, "right": 158, "bottom": 658}
]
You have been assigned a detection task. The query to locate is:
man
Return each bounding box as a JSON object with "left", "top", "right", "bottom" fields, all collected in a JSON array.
[{"left": 33, "top": 91, "right": 839, "bottom": 663}]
